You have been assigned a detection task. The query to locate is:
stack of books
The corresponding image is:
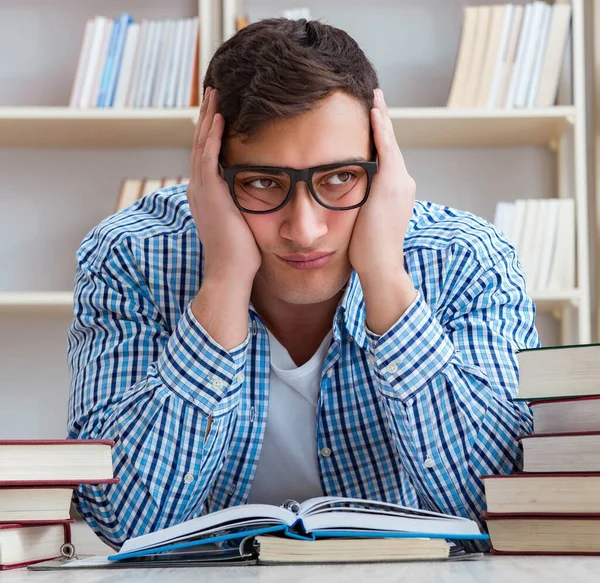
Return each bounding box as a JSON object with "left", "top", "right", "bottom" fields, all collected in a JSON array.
[
  {"left": 69, "top": 13, "right": 199, "bottom": 109},
  {"left": 115, "top": 177, "right": 189, "bottom": 213},
  {"left": 482, "top": 343, "right": 600, "bottom": 555},
  {"left": 0, "top": 440, "right": 116, "bottom": 570},
  {"left": 447, "top": 1, "right": 572, "bottom": 108},
  {"left": 493, "top": 198, "right": 575, "bottom": 293}
]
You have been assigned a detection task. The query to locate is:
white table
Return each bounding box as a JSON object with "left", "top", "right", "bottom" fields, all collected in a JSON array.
[{"left": 2, "top": 556, "right": 600, "bottom": 582}]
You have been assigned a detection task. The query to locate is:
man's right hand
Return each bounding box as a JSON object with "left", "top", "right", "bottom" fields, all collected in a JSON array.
[{"left": 187, "top": 86, "right": 262, "bottom": 286}]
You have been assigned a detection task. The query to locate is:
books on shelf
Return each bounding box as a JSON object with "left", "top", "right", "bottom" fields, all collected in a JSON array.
[
  {"left": 103, "top": 496, "right": 486, "bottom": 565},
  {"left": 69, "top": 13, "right": 199, "bottom": 109},
  {"left": 492, "top": 197, "right": 574, "bottom": 293},
  {"left": 482, "top": 344, "right": 600, "bottom": 555},
  {"left": 116, "top": 177, "right": 189, "bottom": 213},
  {"left": 447, "top": 2, "right": 572, "bottom": 109},
  {"left": 0, "top": 440, "right": 117, "bottom": 570}
]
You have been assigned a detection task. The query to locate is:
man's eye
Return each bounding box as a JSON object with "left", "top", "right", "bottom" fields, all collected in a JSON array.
[{"left": 248, "top": 178, "right": 279, "bottom": 189}]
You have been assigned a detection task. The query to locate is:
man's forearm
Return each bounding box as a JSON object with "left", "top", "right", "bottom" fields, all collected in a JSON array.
[
  {"left": 360, "top": 268, "right": 418, "bottom": 335},
  {"left": 191, "top": 277, "right": 253, "bottom": 350}
]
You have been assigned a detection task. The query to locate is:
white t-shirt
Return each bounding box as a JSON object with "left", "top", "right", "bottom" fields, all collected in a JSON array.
[{"left": 246, "top": 328, "right": 333, "bottom": 506}]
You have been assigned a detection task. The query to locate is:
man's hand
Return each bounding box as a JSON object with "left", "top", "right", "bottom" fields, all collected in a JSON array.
[
  {"left": 187, "top": 87, "right": 262, "bottom": 286},
  {"left": 349, "top": 88, "right": 418, "bottom": 334}
]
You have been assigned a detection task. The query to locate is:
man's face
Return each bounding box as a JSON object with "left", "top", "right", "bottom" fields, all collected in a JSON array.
[{"left": 222, "top": 91, "right": 372, "bottom": 308}]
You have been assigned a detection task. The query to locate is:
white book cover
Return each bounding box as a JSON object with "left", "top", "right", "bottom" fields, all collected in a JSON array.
[
  {"left": 104, "top": 13, "right": 133, "bottom": 107},
  {"left": 142, "top": 20, "right": 165, "bottom": 107},
  {"left": 462, "top": 6, "right": 491, "bottom": 108},
  {"left": 548, "top": 198, "right": 575, "bottom": 290},
  {"left": 493, "top": 201, "right": 516, "bottom": 241},
  {"left": 126, "top": 20, "right": 149, "bottom": 108},
  {"left": 514, "top": 1, "right": 545, "bottom": 108},
  {"left": 487, "top": 5, "right": 515, "bottom": 108},
  {"left": 134, "top": 20, "right": 157, "bottom": 107},
  {"left": 175, "top": 19, "right": 195, "bottom": 107},
  {"left": 476, "top": 5, "right": 506, "bottom": 108},
  {"left": 537, "top": 4, "right": 573, "bottom": 108},
  {"left": 223, "top": 0, "right": 238, "bottom": 41},
  {"left": 515, "top": 199, "right": 541, "bottom": 290},
  {"left": 78, "top": 16, "right": 108, "bottom": 109},
  {"left": 152, "top": 20, "right": 174, "bottom": 108},
  {"left": 536, "top": 198, "right": 560, "bottom": 290},
  {"left": 113, "top": 23, "right": 140, "bottom": 108},
  {"left": 88, "top": 19, "right": 114, "bottom": 108},
  {"left": 166, "top": 20, "right": 187, "bottom": 108},
  {"left": 447, "top": 7, "right": 479, "bottom": 108},
  {"left": 505, "top": 3, "right": 534, "bottom": 108},
  {"left": 526, "top": 2, "right": 553, "bottom": 107},
  {"left": 69, "top": 18, "right": 95, "bottom": 108},
  {"left": 527, "top": 198, "right": 551, "bottom": 291},
  {"left": 510, "top": 199, "right": 529, "bottom": 258},
  {"left": 497, "top": 5, "right": 524, "bottom": 109},
  {"left": 557, "top": 19, "right": 573, "bottom": 105},
  {"left": 180, "top": 18, "right": 199, "bottom": 107}
]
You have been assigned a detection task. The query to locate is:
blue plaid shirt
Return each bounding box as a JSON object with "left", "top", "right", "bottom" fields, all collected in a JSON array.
[{"left": 67, "top": 184, "right": 539, "bottom": 549}]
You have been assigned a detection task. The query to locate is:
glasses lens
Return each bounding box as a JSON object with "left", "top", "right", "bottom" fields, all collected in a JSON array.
[
  {"left": 233, "top": 170, "right": 291, "bottom": 212},
  {"left": 232, "top": 164, "right": 370, "bottom": 212},
  {"left": 312, "top": 165, "right": 368, "bottom": 208}
]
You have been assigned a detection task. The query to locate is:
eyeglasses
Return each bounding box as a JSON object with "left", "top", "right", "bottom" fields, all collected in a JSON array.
[{"left": 220, "top": 160, "right": 378, "bottom": 214}]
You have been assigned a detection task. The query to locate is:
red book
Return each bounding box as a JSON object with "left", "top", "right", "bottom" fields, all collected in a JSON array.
[
  {"left": 0, "top": 520, "right": 72, "bottom": 570},
  {"left": 0, "top": 440, "right": 115, "bottom": 484},
  {"left": 483, "top": 512, "right": 600, "bottom": 555},
  {"left": 481, "top": 473, "right": 600, "bottom": 514},
  {"left": 518, "top": 431, "right": 600, "bottom": 473},
  {"left": 529, "top": 395, "right": 600, "bottom": 434}
]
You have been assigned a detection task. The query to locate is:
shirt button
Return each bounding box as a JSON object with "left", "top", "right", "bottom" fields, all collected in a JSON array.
[
  {"left": 385, "top": 363, "right": 399, "bottom": 374},
  {"left": 184, "top": 473, "right": 194, "bottom": 484},
  {"left": 369, "top": 354, "right": 375, "bottom": 366},
  {"left": 326, "top": 369, "right": 333, "bottom": 379},
  {"left": 320, "top": 447, "right": 332, "bottom": 458},
  {"left": 212, "top": 378, "right": 224, "bottom": 390},
  {"left": 236, "top": 372, "right": 245, "bottom": 384},
  {"left": 424, "top": 457, "right": 435, "bottom": 469}
]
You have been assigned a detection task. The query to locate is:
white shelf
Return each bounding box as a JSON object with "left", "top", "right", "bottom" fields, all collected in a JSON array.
[
  {"left": 389, "top": 107, "right": 576, "bottom": 148},
  {"left": 0, "top": 106, "right": 575, "bottom": 149},
  {"left": 0, "top": 292, "right": 73, "bottom": 313},
  {"left": 0, "top": 289, "right": 580, "bottom": 315},
  {"left": 0, "top": 107, "right": 198, "bottom": 148}
]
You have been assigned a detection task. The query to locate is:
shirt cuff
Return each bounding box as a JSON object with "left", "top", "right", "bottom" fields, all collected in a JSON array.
[
  {"left": 155, "top": 299, "right": 249, "bottom": 416},
  {"left": 366, "top": 291, "right": 455, "bottom": 402}
]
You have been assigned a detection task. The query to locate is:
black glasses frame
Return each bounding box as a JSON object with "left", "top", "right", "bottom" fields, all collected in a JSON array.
[{"left": 220, "top": 160, "right": 379, "bottom": 215}]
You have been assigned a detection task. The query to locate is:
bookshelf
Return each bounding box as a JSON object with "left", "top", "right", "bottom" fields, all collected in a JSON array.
[{"left": 0, "top": 0, "right": 594, "bottom": 449}]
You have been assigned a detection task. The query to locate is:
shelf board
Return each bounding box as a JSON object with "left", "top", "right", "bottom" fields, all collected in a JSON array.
[
  {"left": 0, "top": 288, "right": 581, "bottom": 315},
  {"left": 0, "top": 292, "right": 73, "bottom": 313},
  {"left": 0, "top": 107, "right": 198, "bottom": 148},
  {"left": 388, "top": 107, "right": 575, "bottom": 147},
  {"left": 529, "top": 289, "right": 580, "bottom": 310},
  {"left": 0, "top": 106, "right": 576, "bottom": 148}
]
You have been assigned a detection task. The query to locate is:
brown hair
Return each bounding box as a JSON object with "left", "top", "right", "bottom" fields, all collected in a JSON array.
[{"left": 203, "top": 18, "right": 379, "bottom": 141}]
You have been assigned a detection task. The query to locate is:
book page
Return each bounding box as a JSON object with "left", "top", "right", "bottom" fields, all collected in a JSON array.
[{"left": 118, "top": 504, "right": 295, "bottom": 555}]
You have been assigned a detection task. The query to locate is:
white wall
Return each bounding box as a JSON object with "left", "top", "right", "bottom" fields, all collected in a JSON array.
[{"left": 0, "top": 0, "right": 561, "bottom": 439}]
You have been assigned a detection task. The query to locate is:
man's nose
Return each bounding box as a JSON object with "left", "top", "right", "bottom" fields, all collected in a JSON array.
[{"left": 279, "top": 182, "right": 328, "bottom": 248}]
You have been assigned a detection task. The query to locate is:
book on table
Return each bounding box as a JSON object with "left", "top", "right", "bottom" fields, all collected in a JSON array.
[
  {"left": 0, "top": 520, "right": 73, "bottom": 570},
  {"left": 93, "top": 496, "right": 487, "bottom": 565},
  {"left": 0, "top": 440, "right": 115, "bottom": 483},
  {"left": 529, "top": 395, "right": 600, "bottom": 434},
  {"left": 483, "top": 513, "right": 600, "bottom": 555},
  {"left": 515, "top": 343, "right": 600, "bottom": 401}
]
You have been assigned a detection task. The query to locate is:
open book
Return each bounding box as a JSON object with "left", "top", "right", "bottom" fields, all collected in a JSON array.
[{"left": 106, "top": 496, "right": 488, "bottom": 564}]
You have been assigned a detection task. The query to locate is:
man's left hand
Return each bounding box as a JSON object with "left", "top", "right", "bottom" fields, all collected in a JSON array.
[{"left": 348, "top": 88, "right": 416, "bottom": 281}]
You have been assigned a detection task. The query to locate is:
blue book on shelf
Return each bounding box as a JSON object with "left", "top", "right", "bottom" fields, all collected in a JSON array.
[
  {"left": 106, "top": 13, "right": 134, "bottom": 107},
  {"left": 96, "top": 18, "right": 121, "bottom": 108}
]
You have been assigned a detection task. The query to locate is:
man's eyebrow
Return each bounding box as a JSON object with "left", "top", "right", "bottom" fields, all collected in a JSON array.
[{"left": 230, "top": 156, "right": 369, "bottom": 167}]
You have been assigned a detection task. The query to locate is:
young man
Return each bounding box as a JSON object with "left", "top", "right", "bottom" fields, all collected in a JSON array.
[{"left": 67, "top": 18, "right": 539, "bottom": 550}]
